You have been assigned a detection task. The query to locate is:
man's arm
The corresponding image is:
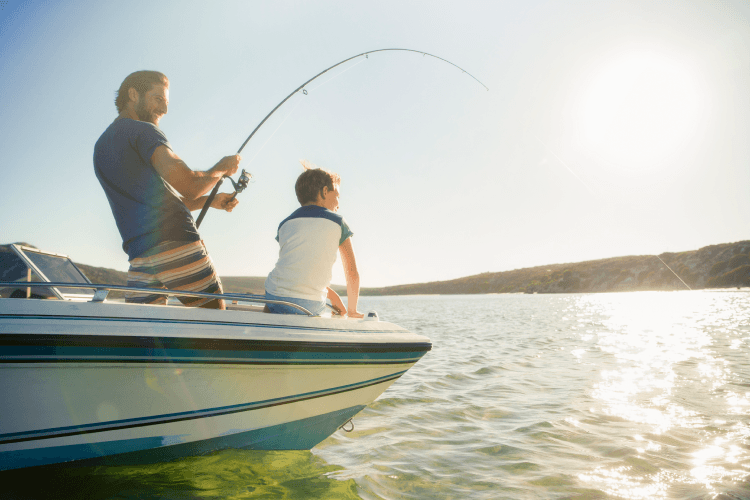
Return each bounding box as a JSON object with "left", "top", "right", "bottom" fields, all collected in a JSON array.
[
  {"left": 151, "top": 146, "right": 240, "bottom": 201},
  {"left": 339, "top": 238, "right": 363, "bottom": 318},
  {"left": 182, "top": 192, "right": 239, "bottom": 212}
]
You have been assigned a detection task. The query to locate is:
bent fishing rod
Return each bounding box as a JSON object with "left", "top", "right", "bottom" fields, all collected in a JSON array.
[{"left": 196, "top": 48, "right": 488, "bottom": 228}]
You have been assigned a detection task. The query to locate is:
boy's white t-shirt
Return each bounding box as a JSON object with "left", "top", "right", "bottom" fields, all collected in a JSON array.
[{"left": 265, "top": 205, "right": 353, "bottom": 302}]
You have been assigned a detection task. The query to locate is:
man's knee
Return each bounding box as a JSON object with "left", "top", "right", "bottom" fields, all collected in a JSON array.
[{"left": 200, "top": 298, "right": 226, "bottom": 310}]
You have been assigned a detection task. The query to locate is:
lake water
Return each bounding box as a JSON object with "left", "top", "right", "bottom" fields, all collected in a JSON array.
[{"left": 6, "top": 292, "right": 750, "bottom": 499}]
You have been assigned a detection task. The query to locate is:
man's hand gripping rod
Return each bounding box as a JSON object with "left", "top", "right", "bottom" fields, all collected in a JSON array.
[{"left": 195, "top": 169, "right": 251, "bottom": 228}]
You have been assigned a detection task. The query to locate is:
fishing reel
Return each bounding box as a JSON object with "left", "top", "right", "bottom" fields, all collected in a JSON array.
[
  {"left": 196, "top": 169, "right": 252, "bottom": 228},
  {"left": 226, "top": 169, "right": 251, "bottom": 200}
]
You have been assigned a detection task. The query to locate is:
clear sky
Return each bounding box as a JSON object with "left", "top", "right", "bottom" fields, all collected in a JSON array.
[{"left": 1, "top": 0, "right": 748, "bottom": 287}]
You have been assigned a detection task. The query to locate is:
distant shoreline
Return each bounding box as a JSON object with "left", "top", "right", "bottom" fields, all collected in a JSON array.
[
  {"left": 3, "top": 240, "right": 749, "bottom": 297},
  {"left": 356, "top": 240, "right": 750, "bottom": 296}
]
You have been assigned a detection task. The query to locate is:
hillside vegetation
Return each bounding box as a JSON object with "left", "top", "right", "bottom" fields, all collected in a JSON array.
[
  {"left": 3, "top": 241, "right": 749, "bottom": 297},
  {"left": 359, "top": 240, "right": 750, "bottom": 295}
]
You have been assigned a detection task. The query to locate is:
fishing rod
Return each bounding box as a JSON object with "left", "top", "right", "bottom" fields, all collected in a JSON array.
[{"left": 196, "top": 48, "right": 488, "bottom": 228}]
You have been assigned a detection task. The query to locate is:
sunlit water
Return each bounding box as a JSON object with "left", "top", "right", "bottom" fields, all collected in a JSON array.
[{"left": 5, "top": 292, "right": 750, "bottom": 499}]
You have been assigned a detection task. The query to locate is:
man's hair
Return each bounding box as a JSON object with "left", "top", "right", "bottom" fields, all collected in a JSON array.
[
  {"left": 295, "top": 167, "right": 341, "bottom": 205},
  {"left": 115, "top": 71, "right": 169, "bottom": 113}
]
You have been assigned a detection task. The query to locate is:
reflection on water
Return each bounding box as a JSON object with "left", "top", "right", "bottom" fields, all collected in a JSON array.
[
  {"left": 336, "top": 291, "right": 750, "bottom": 499},
  {"left": 5, "top": 291, "right": 750, "bottom": 499},
  {"left": 3, "top": 450, "right": 359, "bottom": 499},
  {"left": 573, "top": 292, "right": 750, "bottom": 499}
]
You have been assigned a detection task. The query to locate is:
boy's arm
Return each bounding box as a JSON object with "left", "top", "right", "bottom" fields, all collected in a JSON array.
[
  {"left": 326, "top": 287, "right": 346, "bottom": 316},
  {"left": 339, "top": 238, "right": 363, "bottom": 318}
]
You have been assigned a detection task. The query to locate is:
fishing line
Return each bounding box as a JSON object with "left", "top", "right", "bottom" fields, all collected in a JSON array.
[
  {"left": 238, "top": 58, "right": 368, "bottom": 171},
  {"left": 197, "top": 48, "right": 488, "bottom": 228},
  {"left": 243, "top": 58, "right": 367, "bottom": 167},
  {"left": 535, "top": 137, "right": 693, "bottom": 292},
  {"left": 655, "top": 255, "right": 692, "bottom": 290},
  {"left": 535, "top": 136, "right": 594, "bottom": 194},
  {"left": 236, "top": 48, "right": 488, "bottom": 156},
  {"left": 308, "top": 58, "right": 367, "bottom": 93},
  {"left": 535, "top": 135, "right": 693, "bottom": 292},
  {"left": 244, "top": 95, "right": 306, "bottom": 168}
]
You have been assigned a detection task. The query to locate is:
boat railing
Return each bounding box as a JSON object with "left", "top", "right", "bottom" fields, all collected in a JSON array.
[{"left": 0, "top": 281, "right": 314, "bottom": 316}]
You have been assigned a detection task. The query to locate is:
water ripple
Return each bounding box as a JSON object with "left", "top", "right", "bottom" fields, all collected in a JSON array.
[{"left": 7, "top": 291, "right": 750, "bottom": 499}]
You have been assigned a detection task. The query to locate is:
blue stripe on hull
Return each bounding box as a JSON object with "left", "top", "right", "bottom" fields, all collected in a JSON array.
[
  {"left": 0, "top": 314, "right": 405, "bottom": 334},
  {"left": 0, "top": 331, "right": 431, "bottom": 364},
  {"left": 0, "top": 371, "right": 404, "bottom": 444},
  {"left": 0, "top": 405, "right": 365, "bottom": 471},
  {"left": 0, "top": 346, "right": 426, "bottom": 364}
]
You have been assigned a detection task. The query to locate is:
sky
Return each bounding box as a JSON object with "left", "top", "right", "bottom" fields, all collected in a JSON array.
[{"left": 1, "top": 0, "right": 748, "bottom": 287}]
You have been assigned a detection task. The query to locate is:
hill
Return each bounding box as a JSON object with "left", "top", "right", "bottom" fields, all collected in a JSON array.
[
  {"left": 360, "top": 240, "right": 750, "bottom": 295},
  {"left": 3, "top": 240, "right": 750, "bottom": 297},
  {"left": 219, "top": 276, "right": 266, "bottom": 295}
]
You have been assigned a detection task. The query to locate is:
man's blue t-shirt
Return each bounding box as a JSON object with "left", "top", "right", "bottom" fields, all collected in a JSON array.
[{"left": 93, "top": 118, "right": 200, "bottom": 259}]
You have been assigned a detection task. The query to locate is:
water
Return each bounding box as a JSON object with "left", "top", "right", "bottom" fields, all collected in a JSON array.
[{"left": 6, "top": 292, "right": 750, "bottom": 499}]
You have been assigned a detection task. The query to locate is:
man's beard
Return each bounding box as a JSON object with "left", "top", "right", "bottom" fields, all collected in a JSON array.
[{"left": 135, "top": 97, "right": 160, "bottom": 124}]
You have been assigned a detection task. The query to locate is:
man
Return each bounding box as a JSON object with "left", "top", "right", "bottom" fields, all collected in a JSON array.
[{"left": 94, "top": 70, "right": 239, "bottom": 309}]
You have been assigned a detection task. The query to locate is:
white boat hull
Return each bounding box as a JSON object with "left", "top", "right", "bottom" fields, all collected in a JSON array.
[{"left": 0, "top": 299, "right": 431, "bottom": 470}]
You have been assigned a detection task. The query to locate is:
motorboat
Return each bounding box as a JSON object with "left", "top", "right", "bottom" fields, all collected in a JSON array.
[{"left": 0, "top": 244, "right": 431, "bottom": 471}]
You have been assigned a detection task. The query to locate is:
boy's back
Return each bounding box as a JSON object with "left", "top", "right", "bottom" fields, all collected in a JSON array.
[{"left": 265, "top": 205, "right": 353, "bottom": 302}]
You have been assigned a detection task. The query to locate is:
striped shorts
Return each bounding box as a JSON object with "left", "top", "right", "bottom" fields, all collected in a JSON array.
[{"left": 126, "top": 240, "right": 223, "bottom": 307}]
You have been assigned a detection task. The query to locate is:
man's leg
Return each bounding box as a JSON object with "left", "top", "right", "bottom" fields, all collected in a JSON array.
[
  {"left": 125, "top": 252, "right": 169, "bottom": 305},
  {"left": 152, "top": 241, "right": 225, "bottom": 309},
  {"left": 199, "top": 297, "right": 226, "bottom": 310}
]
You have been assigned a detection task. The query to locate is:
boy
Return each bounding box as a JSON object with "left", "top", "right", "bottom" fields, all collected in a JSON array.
[{"left": 265, "top": 164, "right": 363, "bottom": 318}]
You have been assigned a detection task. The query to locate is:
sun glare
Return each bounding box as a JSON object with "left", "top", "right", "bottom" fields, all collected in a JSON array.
[{"left": 574, "top": 47, "right": 706, "bottom": 171}]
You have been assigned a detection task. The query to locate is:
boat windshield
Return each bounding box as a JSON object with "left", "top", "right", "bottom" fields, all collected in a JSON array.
[
  {"left": 24, "top": 251, "right": 89, "bottom": 285},
  {"left": 10, "top": 245, "right": 92, "bottom": 300}
]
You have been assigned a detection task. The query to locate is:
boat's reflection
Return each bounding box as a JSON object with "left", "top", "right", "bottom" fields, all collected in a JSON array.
[{"left": 2, "top": 449, "right": 362, "bottom": 499}]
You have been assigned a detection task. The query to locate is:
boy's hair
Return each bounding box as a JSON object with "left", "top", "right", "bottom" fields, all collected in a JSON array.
[
  {"left": 115, "top": 70, "right": 169, "bottom": 113},
  {"left": 295, "top": 167, "right": 341, "bottom": 205}
]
